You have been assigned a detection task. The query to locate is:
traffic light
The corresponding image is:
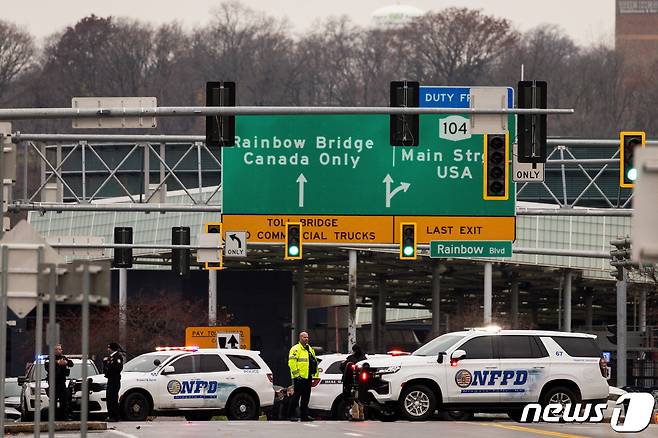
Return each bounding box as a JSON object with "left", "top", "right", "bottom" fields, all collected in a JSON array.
[
  {"left": 607, "top": 324, "right": 617, "bottom": 345},
  {"left": 399, "top": 223, "right": 417, "bottom": 260},
  {"left": 205, "top": 222, "right": 223, "bottom": 270},
  {"left": 483, "top": 133, "right": 509, "bottom": 200},
  {"left": 390, "top": 81, "right": 419, "bottom": 146},
  {"left": 172, "top": 227, "right": 190, "bottom": 277},
  {"left": 517, "top": 80, "right": 547, "bottom": 163},
  {"left": 610, "top": 237, "right": 633, "bottom": 281},
  {"left": 620, "top": 131, "right": 645, "bottom": 188},
  {"left": 206, "top": 81, "right": 235, "bottom": 147},
  {"left": 113, "top": 227, "right": 133, "bottom": 268},
  {"left": 285, "top": 223, "right": 302, "bottom": 260}
]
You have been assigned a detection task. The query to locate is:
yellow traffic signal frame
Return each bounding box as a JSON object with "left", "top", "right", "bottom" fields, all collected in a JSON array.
[
  {"left": 399, "top": 222, "right": 417, "bottom": 260},
  {"left": 483, "top": 132, "right": 510, "bottom": 201},
  {"left": 619, "top": 131, "right": 645, "bottom": 188},
  {"left": 284, "top": 222, "right": 303, "bottom": 260},
  {"left": 204, "top": 222, "right": 223, "bottom": 270}
]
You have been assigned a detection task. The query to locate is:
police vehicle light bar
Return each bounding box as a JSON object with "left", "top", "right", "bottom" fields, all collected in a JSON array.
[
  {"left": 155, "top": 346, "right": 199, "bottom": 352},
  {"left": 467, "top": 325, "right": 501, "bottom": 333}
]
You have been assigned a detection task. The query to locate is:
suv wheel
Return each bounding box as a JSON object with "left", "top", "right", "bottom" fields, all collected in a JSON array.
[
  {"left": 398, "top": 385, "right": 436, "bottom": 421},
  {"left": 121, "top": 392, "right": 151, "bottom": 421},
  {"left": 334, "top": 398, "right": 351, "bottom": 420},
  {"left": 226, "top": 392, "right": 259, "bottom": 420},
  {"left": 541, "top": 386, "right": 579, "bottom": 408}
]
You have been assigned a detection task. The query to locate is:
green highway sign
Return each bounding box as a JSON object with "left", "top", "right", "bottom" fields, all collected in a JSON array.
[
  {"left": 222, "top": 114, "right": 515, "bottom": 217},
  {"left": 430, "top": 241, "right": 513, "bottom": 258}
]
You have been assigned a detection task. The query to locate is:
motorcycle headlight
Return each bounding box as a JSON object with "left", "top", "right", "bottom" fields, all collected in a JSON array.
[{"left": 377, "top": 366, "right": 401, "bottom": 375}]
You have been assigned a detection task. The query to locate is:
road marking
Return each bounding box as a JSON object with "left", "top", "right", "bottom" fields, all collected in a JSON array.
[
  {"left": 303, "top": 423, "right": 319, "bottom": 427},
  {"left": 345, "top": 433, "right": 363, "bottom": 437},
  {"left": 475, "top": 422, "right": 588, "bottom": 438},
  {"left": 108, "top": 430, "right": 140, "bottom": 438}
]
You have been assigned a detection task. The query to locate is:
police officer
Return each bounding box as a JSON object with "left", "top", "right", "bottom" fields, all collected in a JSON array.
[
  {"left": 287, "top": 331, "right": 319, "bottom": 421},
  {"left": 45, "top": 344, "right": 73, "bottom": 420},
  {"left": 103, "top": 342, "right": 124, "bottom": 422},
  {"left": 340, "top": 344, "right": 367, "bottom": 421}
]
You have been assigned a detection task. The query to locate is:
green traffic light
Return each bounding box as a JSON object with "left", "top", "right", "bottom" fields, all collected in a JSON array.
[
  {"left": 288, "top": 245, "right": 300, "bottom": 257},
  {"left": 403, "top": 246, "right": 414, "bottom": 257},
  {"left": 627, "top": 168, "right": 637, "bottom": 182}
]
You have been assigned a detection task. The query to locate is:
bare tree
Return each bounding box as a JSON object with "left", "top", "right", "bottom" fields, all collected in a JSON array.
[
  {"left": 407, "top": 8, "right": 519, "bottom": 85},
  {"left": 0, "top": 20, "right": 35, "bottom": 102}
]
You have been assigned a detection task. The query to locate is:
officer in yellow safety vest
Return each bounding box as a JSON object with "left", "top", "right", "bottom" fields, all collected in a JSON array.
[{"left": 288, "top": 331, "right": 319, "bottom": 421}]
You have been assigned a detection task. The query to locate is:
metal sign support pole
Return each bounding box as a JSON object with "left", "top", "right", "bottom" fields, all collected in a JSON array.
[
  {"left": 208, "top": 270, "right": 217, "bottom": 326},
  {"left": 34, "top": 248, "right": 44, "bottom": 438},
  {"left": 616, "top": 269, "right": 628, "bottom": 387},
  {"left": 119, "top": 268, "right": 127, "bottom": 347},
  {"left": 347, "top": 250, "right": 357, "bottom": 351},
  {"left": 47, "top": 266, "right": 56, "bottom": 438},
  {"left": 0, "top": 246, "right": 9, "bottom": 435},
  {"left": 483, "top": 262, "right": 493, "bottom": 325},
  {"left": 80, "top": 263, "right": 90, "bottom": 437}
]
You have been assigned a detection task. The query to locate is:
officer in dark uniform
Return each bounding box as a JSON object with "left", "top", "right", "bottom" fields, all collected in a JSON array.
[
  {"left": 103, "top": 342, "right": 124, "bottom": 422},
  {"left": 45, "top": 343, "right": 74, "bottom": 420}
]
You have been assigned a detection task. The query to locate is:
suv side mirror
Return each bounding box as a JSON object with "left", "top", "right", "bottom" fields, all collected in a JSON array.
[
  {"left": 161, "top": 365, "right": 175, "bottom": 375},
  {"left": 17, "top": 376, "right": 26, "bottom": 385},
  {"left": 451, "top": 350, "right": 466, "bottom": 363},
  {"left": 437, "top": 352, "right": 446, "bottom": 364}
]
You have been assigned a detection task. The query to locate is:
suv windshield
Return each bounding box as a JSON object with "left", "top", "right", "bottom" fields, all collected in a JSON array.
[
  {"left": 29, "top": 362, "right": 98, "bottom": 381},
  {"left": 413, "top": 334, "right": 466, "bottom": 356},
  {"left": 123, "top": 354, "right": 173, "bottom": 373}
]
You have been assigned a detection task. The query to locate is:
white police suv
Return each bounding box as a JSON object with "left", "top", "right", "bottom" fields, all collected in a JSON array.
[
  {"left": 19, "top": 356, "right": 99, "bottom": 421},
  {"left": 83, "top": 347, "right": 274, "bottom": 421},
  {"left": 356, "top": 328, "right": 609, "bottom": 421},
  {"left": 310, "top": 353, "right": 390, "bottom": 420}
]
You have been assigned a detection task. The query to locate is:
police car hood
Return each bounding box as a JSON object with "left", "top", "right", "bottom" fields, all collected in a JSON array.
[{"left": 357, "top": 355, "right": 427, "bottom": 368}]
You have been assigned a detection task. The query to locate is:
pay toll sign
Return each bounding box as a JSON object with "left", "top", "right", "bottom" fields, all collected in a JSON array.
[{"left": 222, "top": 215, "right": 515, "bottom": 244}]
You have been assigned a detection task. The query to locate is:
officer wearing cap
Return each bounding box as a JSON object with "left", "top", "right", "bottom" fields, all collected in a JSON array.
[{"left": 103, "top": 342, "right": 124, "bottom": 422}]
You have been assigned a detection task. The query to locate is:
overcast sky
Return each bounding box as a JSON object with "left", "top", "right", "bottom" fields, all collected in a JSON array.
[{"left": 6, "top": 0, "right": 615, "bottom": 46}]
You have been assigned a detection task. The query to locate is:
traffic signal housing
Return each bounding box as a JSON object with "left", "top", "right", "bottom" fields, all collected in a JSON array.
[
  {"left": 620, "top": 131, "right": 645, "bottom": 188},
  {"left": 399, "top": 223, "right": 417, "bottom": 260},
  {"left": 205, "top": 222, "right": 223, "bottom": 270},
  {"left": 483, "top": 133, "right": 509, "bottom": 200},
  {"left": 172, "top": 227, "right": 190, "bottom": 277},
  {"left": 517, "top": 80, "right": 547, "bottom": 163},
  {"left": 609, "top": 237, "right": 632, "bottom": 281},
  {"left": 390, "top": 81, "right": 419, "bottom": 146},
  {"left": 113, "top": 227, "right": 133, "bottom": 268},
  {"left": 206, "top": 81, "right": 235, "bottom": 147},
  {"left": 606, "top": 324, "right": 617, "bottom": 345},
  {"left": 285, "top": 223, "right": 302, "bottom": 260}
]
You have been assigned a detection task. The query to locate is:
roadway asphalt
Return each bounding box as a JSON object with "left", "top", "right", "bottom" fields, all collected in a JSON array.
[{"left": 49, "top": 418, "right": 658, "bottom": 438}]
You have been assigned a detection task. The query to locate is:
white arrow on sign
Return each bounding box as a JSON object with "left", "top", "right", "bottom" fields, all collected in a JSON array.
[
  {"left": 296, "top": 173, "right": 307, "bottom": 207},
  {"left": 383, "top": 174, "right": 410, "bottom": 208}
]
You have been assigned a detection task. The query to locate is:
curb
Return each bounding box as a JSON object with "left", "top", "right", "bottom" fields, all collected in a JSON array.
[{"left": 5, "top": 421, "right": 107, "bottom": 434}]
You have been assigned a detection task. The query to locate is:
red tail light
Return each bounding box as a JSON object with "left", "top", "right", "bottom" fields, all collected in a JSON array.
[
  {"left": 360, "top": 371, "right": 369, "bottom": 382},
  {"left": 349, "top": 363, "right": 355, "bottom": 370},
  {"left": 450, "top": 359, "right": 459, "bottom": 367},
  {"left": 266, "top": 373, "right": 273, "bottom": 383},
  {"left": 311, "top": 378, "right": 321, "bottom": 387},
  {"left": 599, "top": 358, "right": 607, "bottom": 378}
]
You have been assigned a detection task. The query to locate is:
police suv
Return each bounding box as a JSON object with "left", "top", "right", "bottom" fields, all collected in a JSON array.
[
  {"left": 19, "top": 356, "right": 99, "bottom": 421},
  {"left": 356, "top": 328, "right": 609, "bottom": 421},
  {"left": 311, "top": 353, "right": 390, "bottom": 419},
  {"left": 83, "top": 347, "right": 274, "bottom": 421}
]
